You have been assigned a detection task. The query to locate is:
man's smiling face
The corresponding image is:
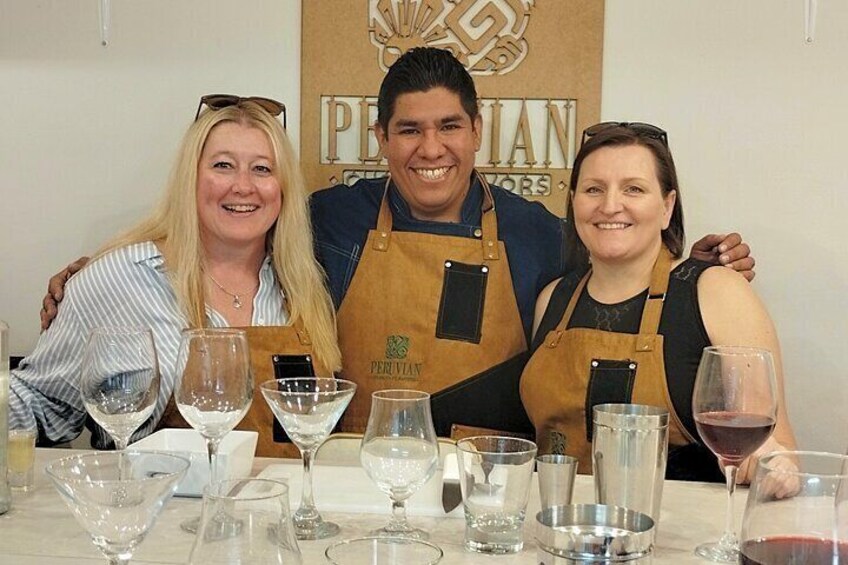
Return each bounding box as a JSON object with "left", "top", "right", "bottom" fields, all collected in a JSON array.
[{"left": 376, "top": 86, "right": 482, "bottom": 223}]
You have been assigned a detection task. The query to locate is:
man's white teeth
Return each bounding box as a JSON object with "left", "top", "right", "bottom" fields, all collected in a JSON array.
[
  {"left": 597, "top": 223, "right": 629, "bottom": 230},
  {"left": 415, "top": 167, "right": 449, "bottom": 180},
  {"left": 223, "top": 204, "right": 259, "bottom": 212}
]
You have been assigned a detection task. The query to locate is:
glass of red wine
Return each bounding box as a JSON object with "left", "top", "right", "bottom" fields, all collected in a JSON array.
[
  {"left": 740, "top": 451, "right": 848, "bottom": 564},
  {"left": 692, "top": 345, "right": 778, "bottom": 563}
]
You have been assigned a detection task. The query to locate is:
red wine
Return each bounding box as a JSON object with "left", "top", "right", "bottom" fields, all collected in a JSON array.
[
  {"left": 741, "top": 536, "right": 848, "bottom": 564},
  {"left": 693, "top": 411, "right": 775, "bottom": 461}
]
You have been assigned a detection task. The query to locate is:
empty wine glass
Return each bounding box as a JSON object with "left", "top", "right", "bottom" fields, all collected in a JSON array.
[
  {"left": 175, "top": 328, "right": 253, "bottom": 533},
  {"left": 740, "top": 451, "right": 848, "bottom": 564},
  {"left": 692, "top": 346, "right": 778, "bottom": 563},
  {"left": 80, "top": 326, "right": 161, "bottom": 450},
  {"left": 360, "top": 389, "right": 439, "bottom": 539},
  {"left": 45, "top": 450, "right": 189, "bottom": 565},
  {"left": 260, "top": 377, "right": 357, "bottom": 540}
]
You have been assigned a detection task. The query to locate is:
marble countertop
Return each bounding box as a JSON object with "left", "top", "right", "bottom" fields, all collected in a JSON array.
[{"left": 0, "top": 448, "right": 742, "bottom": 563}]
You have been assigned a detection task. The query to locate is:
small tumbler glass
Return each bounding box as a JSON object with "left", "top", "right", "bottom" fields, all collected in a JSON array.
[
  {"left": 456, "top": 436, "right": 537, "bottom": 554},
  {"left": 8, "top": 428, "right": 37, "bottom": 491}
]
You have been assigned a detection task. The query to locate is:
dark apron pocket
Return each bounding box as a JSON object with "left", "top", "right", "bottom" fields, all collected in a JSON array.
[
  {"left": 271, "top": 354, "right": 316, "bottom": 443},
  {"left": 436, "top": 260, "right": 488, "bottom": 343},
  {"left": 585, "top": 358, "right": 637, "bottom": 441}
]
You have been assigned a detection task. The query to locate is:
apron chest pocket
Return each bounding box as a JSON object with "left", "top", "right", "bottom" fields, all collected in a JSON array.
[
  {"left": 436, "top": 260, "right": 488, "bottom": 344},
  {"left": 585, "top": 358, "right": 637, "bottom": 441},
  {"left": 270, "top": 354, "right": 316, "bottom": 442}
]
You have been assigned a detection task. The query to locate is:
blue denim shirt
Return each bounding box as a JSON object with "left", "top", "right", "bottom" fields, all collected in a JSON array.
[{"left": 310, "top": 175, "right": 569, "bottom": 343}]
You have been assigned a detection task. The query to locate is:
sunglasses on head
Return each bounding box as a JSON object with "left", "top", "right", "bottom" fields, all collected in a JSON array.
[
  {"left": 195, "top": 94, "right": 287, "bottom": 128},
  {"left": 581, "top": 121, "right": 668, "bottom": 147}
]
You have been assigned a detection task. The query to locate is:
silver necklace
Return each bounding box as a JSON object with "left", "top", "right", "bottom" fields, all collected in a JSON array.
[{"left": 206, "top": 273, "right": 256, "bottom": 309}]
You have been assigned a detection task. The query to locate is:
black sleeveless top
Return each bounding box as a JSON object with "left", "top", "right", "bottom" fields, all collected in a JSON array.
[{"left": 532, "top": 258, "right": 725, "bottom": 482}]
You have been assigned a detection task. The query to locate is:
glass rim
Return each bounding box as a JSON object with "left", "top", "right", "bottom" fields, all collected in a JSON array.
[
  {"left": 44, "top": 450, "right": 190, "bottom": 484},
  {"left": 702, "top": 345, "right": 773, "bottom": 357},
  {"left": 324, "top": 536, "right": 444, "bottom": 564},
  {"left": 456, "top": 435, "right": 538, "bottom": 455},
  {"left": 759, "top": 450, "right": 848, "bottom": 479},
  {"left": 258, "top": 377, "right": 357, "bottom": 392},
  {"left": 202, "top": 478, "right": 289, "bottom": 501},
  {"left": 88, "top": 325, "right": 153, "bottom": 336},
  {"left": 371, "top": 389, "right": 430, "bottom": 401},
  {"left": 180, "top": 327, "right": 247, "bottom": 337}
]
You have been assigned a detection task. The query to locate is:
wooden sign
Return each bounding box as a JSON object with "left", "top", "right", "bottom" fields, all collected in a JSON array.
[{"left": 301, "top": 0, "right": 604, "bottom": 215}]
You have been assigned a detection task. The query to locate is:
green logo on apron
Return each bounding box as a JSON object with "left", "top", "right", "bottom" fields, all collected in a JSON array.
[{"left": 385, "top": 335, "right": 409, "bottom": 359}]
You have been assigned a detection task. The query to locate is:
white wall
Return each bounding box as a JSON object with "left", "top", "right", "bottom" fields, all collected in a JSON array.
[
  {"left": 602, "top": 1, "right": 848, "bottom": 453},
  {"left": 0, "top": 0, "right": 302, "bottom": 348},
  {"left": 1, "top": 1, "right": 845, "bottom": 452}
]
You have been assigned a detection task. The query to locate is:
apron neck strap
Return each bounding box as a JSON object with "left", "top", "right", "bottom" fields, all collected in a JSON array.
[
  {"left": 372, "top": 171, "right": 500, "bottom": 258},
  {"left": 282, "top": 295, "right": 313, "bottom": 346},
  {"left": 549, "top": 245, "right": 674, "bottom": 349}
]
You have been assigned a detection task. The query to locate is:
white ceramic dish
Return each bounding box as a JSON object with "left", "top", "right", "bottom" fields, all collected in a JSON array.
[{"left": 132, "top": 428, "right": 258, "bottom": 497}]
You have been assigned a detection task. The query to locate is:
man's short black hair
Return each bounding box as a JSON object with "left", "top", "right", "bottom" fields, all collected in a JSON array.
[{"left": 377, "top": 47, "right": 478, "bottom": 133}]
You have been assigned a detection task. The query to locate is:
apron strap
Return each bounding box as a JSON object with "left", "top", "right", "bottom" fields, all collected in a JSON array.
[
  {"left": 635, "top": 246, "right": 673, "bottom": 353},
  {"left": 281, "top": 295, "right": 312, "bottom": 346},
  {"left": 373, "top": 172, "right": 501, "bottom": 260},
  {"left": 544, "top": 270, "right": 591, "bottom": 349}
]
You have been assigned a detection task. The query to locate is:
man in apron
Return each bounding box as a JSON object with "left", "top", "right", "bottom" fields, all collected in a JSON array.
[{"left": 310, "top": 48, "right": 754, "bottom": 439}]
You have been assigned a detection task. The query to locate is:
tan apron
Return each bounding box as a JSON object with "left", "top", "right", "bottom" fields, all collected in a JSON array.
[
  {"left": 337, "top": 174, "right": 528, "bottom": 436},
  {"left": 520, "top": 247, "right": 696, "bottom": 472},
  {"left": 159, "top": 321, "right": 330, "bottom": 458}
]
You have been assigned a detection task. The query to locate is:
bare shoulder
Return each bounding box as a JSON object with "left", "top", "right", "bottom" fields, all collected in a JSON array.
[{"left": 697, "top": 265, "right": 775, "bottom": 346}]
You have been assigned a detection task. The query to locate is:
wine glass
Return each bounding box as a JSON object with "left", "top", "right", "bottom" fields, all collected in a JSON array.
[
  {"left": 740, "top": 451, "right": 848, "bottom": 564},
  {"left": 692, "top": 345, "right": 778, "bottom": 562},
  {"left": 175, "top": 328, "right": 253, "bottom": 533},
  {"left": 80, "top": 326, "right": 161, "bottom": 450},
  {"left": 360, "top": 389, "right": 439, "bottom": 539},
  {"left": 45, "top": 450, "right": 189, "bottom": 565},
  {"left": 260, "top": 377, "right": 357, "bottom": 540}
]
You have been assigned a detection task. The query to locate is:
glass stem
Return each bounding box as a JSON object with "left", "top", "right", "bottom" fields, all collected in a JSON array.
[
  {"left": 108, "top": 556, "right": 129, "bottom": 565},
  {"left": 114, "top": 436, "right": 128, "bottom": 480},
  {"left": 719, "top": 464, "right": 739, "bottom": 550},
  {"left": 388, "top": 499, "right": 409, "bottom": 531},
  {"left": 207, "top": 437, "right": 221, "bottom": 486},
  {"left": 300, "top": 448, "right": 317, "bottom": 514}
]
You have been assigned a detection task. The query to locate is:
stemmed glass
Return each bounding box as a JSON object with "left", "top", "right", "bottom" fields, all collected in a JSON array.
[
  {"left": 740, "top": 451, "right": 848, "bottom": 563},
  {"left": 360, "top": 389, "right": 439, "bottom": 539},
  {"left": 80, "top": 326, "right": 161, "bottom": 450},
  {"left": 175, "top": 328, "right": 253, "bottom": 533},
  {"left": 260, "top": 377, "right": 357, "bottom": 540},
  {"left": 692, "top": 346, "right": 778, "bottom": 563},
  {"left": 45, "top": 450, "right": 190, "bottom": 565}
]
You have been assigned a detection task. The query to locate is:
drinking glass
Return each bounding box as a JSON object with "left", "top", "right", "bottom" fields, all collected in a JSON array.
[
  {"left": 45, "top": 450, "right": 189, "bottom": 565},
  {"left": 260, "top": 377, "right": 356, "bottom": 540},
  {"left": 175, "top": 328, "right": 253, "bottom": 533},
  {"left": 360, "top": 389, "right": 439, "bottom": 539},
  {"left": 692, "top": 345, "right": 778, "bottom": 562},
  {"left": 80, "top": 326, "right": 160, "bottom": 450},
  {"left": 188, "top": 478, "right": 302, "bottom": 564},
  {"left": 740, "top": 451, "right": 848, "bottom": 564}
]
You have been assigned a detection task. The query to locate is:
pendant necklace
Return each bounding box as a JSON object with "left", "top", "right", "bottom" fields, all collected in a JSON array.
[{"left": 206, "top": 273, "right": 256, "bottom": 309}]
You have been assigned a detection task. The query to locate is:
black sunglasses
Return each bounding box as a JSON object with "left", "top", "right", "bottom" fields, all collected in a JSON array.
[
  {"left": 195, "top": 94, "right": 287, "bottom": 128},
  {"left": 581, "top": 121, "right": 668, "bottom": 147}
]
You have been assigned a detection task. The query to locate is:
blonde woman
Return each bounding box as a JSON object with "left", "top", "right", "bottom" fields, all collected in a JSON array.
[{"left": 11, "top": 95, "right": 340, "bottom": 455}]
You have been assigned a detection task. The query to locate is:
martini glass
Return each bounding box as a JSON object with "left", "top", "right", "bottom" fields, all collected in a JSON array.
[
  {"left": 260, "top": 377, "right": 356, "bottom": 540},
  {"left": 45, "top": 450, "right": 189, "bottom": 565}
]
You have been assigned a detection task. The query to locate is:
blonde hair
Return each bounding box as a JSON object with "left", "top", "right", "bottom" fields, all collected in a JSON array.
[{"left": 97, "top": 101, "right": 341, "bottom": 371}]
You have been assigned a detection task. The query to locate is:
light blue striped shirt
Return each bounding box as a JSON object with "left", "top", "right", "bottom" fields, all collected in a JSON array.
[{"left": 9, "top": 241, "right": 287, "bottom": 448}]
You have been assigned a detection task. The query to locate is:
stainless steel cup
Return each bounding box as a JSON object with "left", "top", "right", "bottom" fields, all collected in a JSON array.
[
  {"left": 536, "top": 454, "right": 578, "bottom": 511},
  {"left": 592, "top": 404, "right": 668, "bottom": 523}
]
